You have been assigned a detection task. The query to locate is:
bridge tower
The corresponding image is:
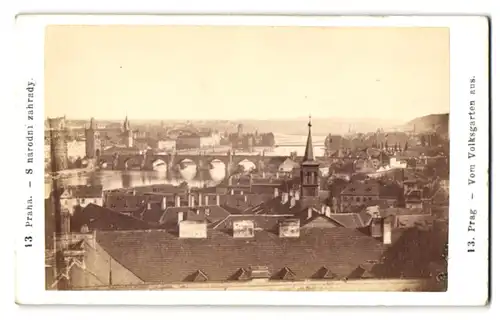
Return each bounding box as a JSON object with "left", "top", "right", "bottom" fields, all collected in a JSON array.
[
  {"left": 85, "top": 117, "right": 101, "bottom": 159},
  {"left": 47, "top": 116, "right": 68, "bottom": 172},
  {"left": 300, "top": 117, "right": 320, "bottom": 200}
]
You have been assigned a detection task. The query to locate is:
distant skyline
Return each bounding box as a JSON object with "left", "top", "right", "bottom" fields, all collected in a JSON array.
[{"left": 45, "top": 26, "right": 449, "bottom": 121}]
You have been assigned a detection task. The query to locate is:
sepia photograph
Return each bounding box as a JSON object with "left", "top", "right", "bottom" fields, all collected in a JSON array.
[
  {"left": 43, "top": 24, "right": 451, "bottom": 292},
  {"left": 14, "top": 14, "right": 489, "bottom": 305}
]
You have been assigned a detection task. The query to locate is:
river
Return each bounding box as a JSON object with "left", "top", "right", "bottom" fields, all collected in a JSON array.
[{"left": 45, "top": 134, "right": 325, "bottom": 196}]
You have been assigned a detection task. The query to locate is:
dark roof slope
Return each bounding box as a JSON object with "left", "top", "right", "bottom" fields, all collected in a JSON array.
[
  {"left": 95, "top": 228, "right": 386, "bottom": 283},
  {"left": 74, "top": 203, "right": 152, "bottom": 231}
]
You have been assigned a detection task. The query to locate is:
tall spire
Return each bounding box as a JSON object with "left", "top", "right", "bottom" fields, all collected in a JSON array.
[
  {"left": 123, "top": 115, "right": 130, "bottom": 131},
  {"left": 303, "top": 115, "right": 314, "bottom": 162}
]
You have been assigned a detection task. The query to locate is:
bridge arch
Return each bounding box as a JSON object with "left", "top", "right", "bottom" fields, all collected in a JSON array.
[
  {"left": 151, "top": 158, "right": 167, "bottom": 171},
  {"left": 124, "top": 157, "right": 143, "bottom": 170},
  {"left": 98, "top": 159, "right": 111, "bottom": 169},
  {"left": 208, "top": 158, "right": 226, "bottom": 182},
  {"left": 237, "top": 159, "right": 257, "bottom": 173},
  {"left": 178, "top": 158, "right": 197, "bottom": 181}
]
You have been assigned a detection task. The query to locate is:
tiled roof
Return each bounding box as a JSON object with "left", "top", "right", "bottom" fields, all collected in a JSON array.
[
  {"left": 371, "top": 223, "right": 448, "bottom": 279},
  {"left": 328, "top": 212, "right": 372, "bottom": 229},
  {"left": 158, "top": 205, "right": 231, "bottom": 228},
  {"left": 340, "top": 182, "right": 380, "bottom": 196},
  {"left": 105, "top": 194, "right": 148, "bottom": 212},
  {"left": 245, "top": 196, "right": 324, "bottom": 216},
  {"left": 222, "top": 194, "right": 271, "bottom": 213},
  {"left": 95, "top": 227, "right": 386, "bottom": 283},
  {"left": 396, "top": 215, "right": 435, "bottom": 229},
  {"left": 75, "top": 203, "right": 152, "bottom": 231},
  {"left": 379, "top": 183, "right": 403, "bottom": 198}
]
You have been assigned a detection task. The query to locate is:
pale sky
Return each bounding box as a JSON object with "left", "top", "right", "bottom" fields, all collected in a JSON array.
[{"left": 45, "top": 25, "right": 449, "bottom": 121}]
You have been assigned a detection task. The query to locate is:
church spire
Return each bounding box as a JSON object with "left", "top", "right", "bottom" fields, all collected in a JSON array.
[
  {"left": 123, "top": 115, "right": 130, "bottom": 131},
  {"left": 303, "top": 115, "right": 315, "bottom": 162}
]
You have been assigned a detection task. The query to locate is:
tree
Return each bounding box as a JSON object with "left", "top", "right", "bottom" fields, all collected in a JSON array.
[{"left": 404, "top": 141, "right": 409, "bottom": 151}]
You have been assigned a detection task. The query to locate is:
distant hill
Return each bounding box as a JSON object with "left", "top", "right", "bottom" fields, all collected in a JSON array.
[{"left": 405, "top": 113, "right": 449, "bottom": 136}]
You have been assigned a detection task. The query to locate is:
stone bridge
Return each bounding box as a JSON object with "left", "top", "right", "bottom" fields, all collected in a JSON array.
[{"left": 97, "top": 152, "right": 296, "bottom": 176}]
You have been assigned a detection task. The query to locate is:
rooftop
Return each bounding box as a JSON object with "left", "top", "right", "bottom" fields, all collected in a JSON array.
[{"left": 95, "top": 227, "right": 386, "bottom": 283}]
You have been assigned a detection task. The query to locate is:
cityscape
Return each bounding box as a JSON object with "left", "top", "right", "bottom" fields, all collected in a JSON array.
[
  {"left": 44, "top": 25, "right": 450, "bottom": 291},
  {"left": 45, "top": 113, "right": 450, "bottom": 291}
]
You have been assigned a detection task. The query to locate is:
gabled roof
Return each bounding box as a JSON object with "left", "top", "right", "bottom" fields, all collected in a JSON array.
[
  {"left": 228, "top": 268, "right": 250, "bottom": 281},
  {"left": 348, "top": 264, "right": 376, "bottom": 279},
  {"left": 184, "top": 270, "right": 208, "bottom": 282},
  {"left": 95, "top": 227, "right": 386, "bottom": 283},
  {"left": 272, "top": 267, "right": 296, "bottom": 280},
  {"left": 312, "top": 266, "right": 337, "bottom": 280}
]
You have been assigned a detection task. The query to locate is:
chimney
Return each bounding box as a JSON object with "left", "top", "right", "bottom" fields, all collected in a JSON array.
[
  {"left": 281, "top": 192, "right": 289, "bottom": 204},
  {"left": 274, "top": 188, "right": 279, "bottom": 198},
  {"left": 204, "top": 195, "right": 209, "bottom": 206},
  {"left": 177, "top": 211, "right": 185, "bottom": 224},
  {"left": 383, "top": 217, "right": 393, "bottom": 245},
  {"left": 147, "top": 202, "right": 152, "bottom": 210},
  {"left": 198, "top": 193, "right": 202, "bottom": 206},
  {"left": 174, "top": 194, "right": 181, "bottom": 207},
  {"left": 178, "top": 220, "right": 207, "bottom": 238},
  {"left": 216, "top": 194, "right": 220, "bottom": 206},
  {"left": 232, "top": 220, "right": 255, "bottom": 238},
  {"left": 161, "top": 197, "right": 167, "bottom": 210},
  {"left": 279, "top": 219, "right": 300, "bottom": 238},
  {"left": 325, "top": 206, "right": 331, "bottom": 217},
  {"left": 289, "top": 197, "right": 296, "bottom": 208},
  {"left": 371, "top": 216, "right": 383, "bottom": 238},
  {"left": 307, "top": 207, "right": 313, "bottom": 220}
]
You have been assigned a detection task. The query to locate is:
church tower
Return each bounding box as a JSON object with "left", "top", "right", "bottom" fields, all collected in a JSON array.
[
  {"left": 122, "top": 116, "right": 134, "bottom": 148},
  {"left": 85, "top": 117, "right": 101, "bottom": 158},
  {"left": 300, "top": 117, "right": 320, "bottom": 199}
]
